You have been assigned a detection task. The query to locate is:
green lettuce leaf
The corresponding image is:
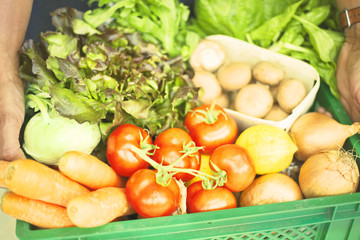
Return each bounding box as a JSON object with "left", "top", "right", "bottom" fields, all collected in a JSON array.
[
  {"left": 20, "top": 6, "right": 199, "bottom": 139},
  {"left": 87, "top": 0, "right": 200, "bottom": 59},
  {"left": 42, "top": 32, "right": 78, "bottom": 58},
  {"left": 192, "top": 0, "right": 344, "bottom": 98}
]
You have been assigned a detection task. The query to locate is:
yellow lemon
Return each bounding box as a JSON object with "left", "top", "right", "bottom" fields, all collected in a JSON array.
[
  {"left": 236, "top": 125, "right": 297, "bottom": 175},
  {"left": 186, "top": 154, "right": 213, "bottom": 187}
]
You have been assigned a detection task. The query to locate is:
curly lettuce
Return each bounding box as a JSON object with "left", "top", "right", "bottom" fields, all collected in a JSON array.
[{"left": 20, "top": 7, "right": 199, "bottom": 144}]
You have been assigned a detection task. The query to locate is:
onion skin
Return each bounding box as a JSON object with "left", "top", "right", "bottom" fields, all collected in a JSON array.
[
  {"left": 299, "top": 150, "right": 359, "bottom": 199},
  {"left": 289, "top": 112, "right": 360, "bottom": 161},
  {"left": 239, "top": 173, "right": 303, "bottom": 207}
]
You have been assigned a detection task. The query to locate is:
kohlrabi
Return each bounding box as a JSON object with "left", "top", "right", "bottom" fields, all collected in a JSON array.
[{"left": 23, "top": 94, "right": 101, "bottom": 165}]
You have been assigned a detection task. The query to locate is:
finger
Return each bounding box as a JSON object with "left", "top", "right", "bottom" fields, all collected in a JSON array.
[
  {"left": 1, "top": 147, "right": 25, "bottom": 162},
  {"left": 348, "top": 103, "right": 360, "bottom": 123},
  {"left": 316, "top": 106, "right": 333, "bottom": 118},
  {"left": 0, "top": 118, "right": 25, "bottom": 161}
]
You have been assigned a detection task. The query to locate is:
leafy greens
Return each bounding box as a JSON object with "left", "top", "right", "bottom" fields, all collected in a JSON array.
[
  {"left": 190, "top": 0, "right": 344, "bottom": 98},
  {"left": 20, "top": 6, "right": 199, "bottom": 145},
  {"left": 85, "top": 0, "right": 201, "bottom": 59}
]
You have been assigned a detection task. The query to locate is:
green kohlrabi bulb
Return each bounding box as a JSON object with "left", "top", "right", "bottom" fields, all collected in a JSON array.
[{"left": 23, "top": 112, "right": 101, "bottom": 165}]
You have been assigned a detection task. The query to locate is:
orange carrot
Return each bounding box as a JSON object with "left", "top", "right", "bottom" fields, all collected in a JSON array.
[
  {"left": 58, "top": 151, "right": 126, "bottom": 189},
  {"left": 1, "top": 191, "right": 74, "bottom": 228},
  {"left": 67, "top": 187, "right": 135, "bottom": 228},
  {"left": 5, "top": 159, "right": 89, "bottom": 207},
  {"left": 0, "top": 160, "right": 9, "bottom": 188}
]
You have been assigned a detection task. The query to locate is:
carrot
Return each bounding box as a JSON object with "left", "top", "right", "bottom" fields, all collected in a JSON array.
[
  {"left": 0, "top": 160, "right": 9, "bottom": 188},
  {"left": 5, "top": 159, "right": 89, "bottom": 207},
  {"left": 1, "top": 191, "right": 74, "bottom": 228},
  {"left": 67, "top": 187, "right": 135, "bottom": 228},
  {"left": 58, "top": 151, "right": 126, "bottom": 189}
]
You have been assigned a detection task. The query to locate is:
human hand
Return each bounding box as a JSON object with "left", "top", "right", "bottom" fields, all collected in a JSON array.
[
  {"left": 336, "top": 25, "right": 360, "bottom": 122},
  {"left": 0, "top": 73, "right": 26, "bottom": 161}
]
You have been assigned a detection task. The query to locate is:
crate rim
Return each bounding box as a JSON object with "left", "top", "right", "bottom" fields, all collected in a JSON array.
[{"left": 16, "top": 191, "right": 360, "bottom": 240}]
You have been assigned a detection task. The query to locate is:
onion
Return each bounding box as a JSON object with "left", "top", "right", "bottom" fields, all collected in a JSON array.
[
  {"left": 299, "top": 150, "right": 359, "bottom": 198},
  {"left": 289, "top": 112, "right": 360, "bottom": 161},
  {"left": 239, "top": 173, "right": 303, "bottom": 207}
]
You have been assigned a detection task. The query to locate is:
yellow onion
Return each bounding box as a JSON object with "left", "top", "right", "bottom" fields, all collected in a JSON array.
[
  {"left": 299, "top": 150, "right": 359, "bottom": 198},
  {"left": 239, "top": 173, "right": 303, "bottom": 207},
  {"left": 289, "top": 112, "right": 360, "bottom": 161}
]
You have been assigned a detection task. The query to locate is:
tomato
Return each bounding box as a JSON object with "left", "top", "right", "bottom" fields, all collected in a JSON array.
[
  {"left": 153, "top": 128, "right": 201, "bottom": 182},
  {"left": 154, "top": 128, "right": 192, "bottom": 147},
  {"left": 186, "top": 181, "right": 237, "bottom": 213},
  {"left": 125, "top": 169, "right": 180, "bottom": 218},
  {"left": 184, "top": 104, "right": 238, "bottom": 154},
  {"left": 186, "top": 181, "right": 204, "bottom": 206},
  {"left": 153, "top": 145, "right": 200, "bottom": 182},
  {"left": 210, "top": 144, "right": 256, "bottom": 192},
  {"left": 106, "top": 124, "right": 153, "bottom": 177}
]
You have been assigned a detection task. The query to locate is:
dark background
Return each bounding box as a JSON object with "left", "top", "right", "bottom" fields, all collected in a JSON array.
[{"left": 25, "top": 0, "right": 194, "bottom": 40}]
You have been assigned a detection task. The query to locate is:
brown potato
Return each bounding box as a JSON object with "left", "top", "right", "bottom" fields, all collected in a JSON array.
[
  {"left": 264, "top": 105, "right": 289, "bottom": 121},
  {"left": 213, "top": 93, "right": 230, "bottom": 108},
  {"left": 192, "top": 71, "right": 222, "bottom": 104},
  {"left": 234, "top": 83, "right": 273, "bottom": 118},
  {"left": 276, "top": 78, "right": 307, "bottom": 113},
  {"left": 216, "top": 62, "right": 252, "bottom": 91},
  {"left": 190, "top": 40, "right": 226, "bottom": 72},
  {"left": 269, "top": 85, "right": 278, "bottom": 103},
  {"left": 252, "top": 61, "right": 284, "bottom": 86}
]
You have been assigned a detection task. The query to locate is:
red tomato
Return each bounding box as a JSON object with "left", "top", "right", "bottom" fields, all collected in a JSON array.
[
  {"left": 154, "top": 128, "right": 193, "bottom": 147},
  {"left": 106, "top": 124, "right": 153, "bottom": 177},
  {"left": 184, "top": 104, "right": 238, "bottom": 154},
  {"left": 187, "top": 181, "right": 237, "bottom": 213},
  {"left": 186, "top": 181, "right": 204, "bottom": 206},
  {"left": 210, "top": 144, "right": 256, "bottom": 192},
  {"left": 125, "top": 169, "right": 180, "bottom": 218},
  {"left": 153, "top": 128, "right": 201, "bottom": 182}
]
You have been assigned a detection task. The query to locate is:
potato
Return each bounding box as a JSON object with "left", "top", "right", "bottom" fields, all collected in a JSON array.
[
  {"left": 213, "top": 93, "right": 230, "bottom": 108},
  {"left": 192, "top": 71, "right": 222, "bottom": 104},
  {"left": 234, "top": 83, "right": 273, "bottom": 118},
  {"left": 276, "top": 78, "right": 307, "bottom": 113},
  {"left": 252, "top": 61, "right": 284, "bottom": 85},
  {"left": 216, "top": 62, "right": 252, "bottom": 91},
  {"left": 190, "top": 40, "right": 226, "bottom": 72},
  {"left": 269, "top": 85, "right": 278, "bottom": 103},
  {"left": 264, "top": 105, "right": 289, "bottom": 121}
]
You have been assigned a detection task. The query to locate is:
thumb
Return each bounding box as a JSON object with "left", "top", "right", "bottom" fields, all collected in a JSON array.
[
  {"left": 2, "top": 145, "right": 26, "bottom": 161},
  {"left": 0, "top": 118, "right": 26, "bottom": 161}
]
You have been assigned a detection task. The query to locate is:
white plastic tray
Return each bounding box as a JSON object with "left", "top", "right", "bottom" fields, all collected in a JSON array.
[{"left": 205, "top": 35, "right": 320, "bottom": 132}]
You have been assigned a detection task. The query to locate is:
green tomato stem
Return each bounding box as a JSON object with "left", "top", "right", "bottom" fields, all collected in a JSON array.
[
  {"left": 191, "top": 102, "right": 228, "bottom": 125},
  {"left": 139, "top": 130, "right": 158, "bottom": 156},
  {"left": 130, "top": 145, "right": 227, "bottom": 189},
  {"left": 168, "top": 141, "right": 203, "bottom": 168}
]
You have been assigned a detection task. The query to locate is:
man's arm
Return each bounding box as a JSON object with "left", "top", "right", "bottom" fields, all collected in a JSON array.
[
  {"left": 335, "top": 0, "right": 360, "bottom": 122},
  {"left": 336, "top": 0, "right": 360, "bottom": 10},
  {"left": 0, "top": 0, "right": 33, "bottom": 160}
]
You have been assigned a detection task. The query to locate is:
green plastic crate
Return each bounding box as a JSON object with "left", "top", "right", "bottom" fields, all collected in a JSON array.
[{"left": 15, "top": 83, "right": 360, "bottom": 240}]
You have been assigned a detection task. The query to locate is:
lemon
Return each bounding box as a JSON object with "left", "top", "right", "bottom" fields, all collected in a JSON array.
[{"left": 236, "top": 125, "right": 298, "bottom": 175}]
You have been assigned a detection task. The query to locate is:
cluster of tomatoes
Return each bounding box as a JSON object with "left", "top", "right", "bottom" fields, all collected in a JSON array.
[{"left": 106, "top": 104, "right": 256, "bottom": 218}]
